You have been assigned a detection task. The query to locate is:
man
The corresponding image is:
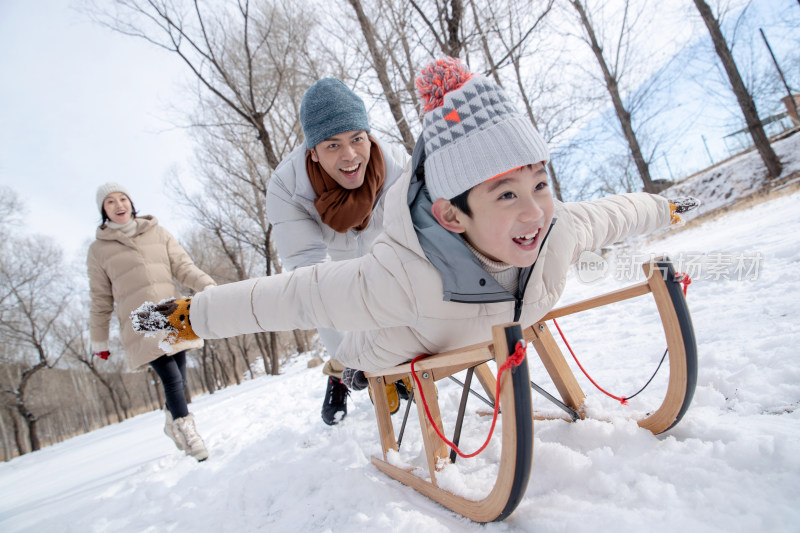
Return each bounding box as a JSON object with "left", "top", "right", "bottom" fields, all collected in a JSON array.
[{"left": 265, "top": 78, "right": 410, "bottom": 425}]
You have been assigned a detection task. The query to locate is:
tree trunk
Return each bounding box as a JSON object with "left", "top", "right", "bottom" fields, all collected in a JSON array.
[
  {"left": 146, "top": 368, "right": 164, "bottom": 410},
  {"left": 510, "top": 56, "right": 564, "bottom": 201},
  {"left": 83, "top": 361, "right": 125, "bottom": 422},
  {"left": 693, "top": 0, "right": 782, "bottom": 178},
  {"left": 222, "top": 338, "right": 242, "bottom": 385},
  {"left": 445, "top": 0, "right": 464, "bottom": 58},
  {"left": 571, "top": 0, "right": 656, "bottom": 193},
  {"left": 15, "top": 360, "right": 47, "bottom": 453},
  {"left": 270, "top": 332, "right": 280, "bottom": 375},
  {"left": 11, "top": 411, "right": 25, "bottom": 456},
  {"left": 0, "top": 410, "right": 11, "bottom": 461},
  {"left": 292, "top": 329, "right": 308, "bottom": 354},
  {"left": 347, "top": 0, "right": 416, "bottom": 152}
]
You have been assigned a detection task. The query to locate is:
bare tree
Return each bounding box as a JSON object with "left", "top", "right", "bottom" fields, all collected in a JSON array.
[
  {"left": 170, "top": 130, "right": 296, "bottom": 374},
  {"left": 410, "top": 0, "right": 465, "bottom": 58},
  {"left": 467, "top": 0, "right": 580, "bottom": 199},
  {"left": 60, "top": 306, "right": 130, "bottom": 423},
  {"left": 346, "top": 0, "right": 417, "bottom": 150},
  {"left": 567, "top": 0, "right": 659, "bottom": 193},
  {"left": 692, "top": 0, "right": 782, "bottom": 178},
  {"left": 333, "top": 0, "right": 473, "bottom": 148},
  {"left": 0, "top": 235, "right": 73, "bottom": 453},
  {"left": 90, "top": 0, "right": 316, "bottom": 169}
]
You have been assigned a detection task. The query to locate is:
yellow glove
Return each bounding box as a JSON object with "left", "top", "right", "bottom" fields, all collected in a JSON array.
[
  {"left": 131, "top": 297, "right": 199, "bottom": 345},
  {"left": 669, "top": 196, "right": 701, "bottom": 225}
]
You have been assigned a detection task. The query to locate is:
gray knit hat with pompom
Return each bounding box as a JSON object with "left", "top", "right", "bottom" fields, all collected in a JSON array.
[{"left": 415, "top": 57, "right": 550, "bottom": 202}]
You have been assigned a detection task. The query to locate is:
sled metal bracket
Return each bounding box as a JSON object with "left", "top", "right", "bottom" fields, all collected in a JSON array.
[{"left": 529, "top": 379, "right": 581, "bottom": 421}]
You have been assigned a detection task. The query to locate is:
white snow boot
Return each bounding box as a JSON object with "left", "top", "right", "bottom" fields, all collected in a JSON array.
[
  {"left": 164, "top": 409, "right": 187, "bottom": 451},
  {"left": 173, "top": 413, "right": 209, "bottom": 462}
]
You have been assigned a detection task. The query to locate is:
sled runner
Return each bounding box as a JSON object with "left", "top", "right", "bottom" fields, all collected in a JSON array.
[{"left": 364, "top": 257, "right": 697, "bottom": 522}]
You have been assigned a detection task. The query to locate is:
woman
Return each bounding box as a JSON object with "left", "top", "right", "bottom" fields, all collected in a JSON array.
[{"left": 87, "top": 182, "right": 215, "bottom": 461}]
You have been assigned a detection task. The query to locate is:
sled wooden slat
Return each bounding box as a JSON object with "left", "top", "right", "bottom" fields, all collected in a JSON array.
[
  {"left": 636, "top": 261, "right": 695, "bottom": 433},
  {"left": 474, "top": 362, "right": 498, "bottom": 402},
  {"left": 368, "top": 376, "right": 397, "bottom": 454},
  {"left": 540, "top": 281, "right": 652, "bottom": 321},
  {"left": 529, "top": 322, "right": 587, "bottom": 414},
  {"left": 414, "top": 369, "right": 449, "bottom": 483},
  {"left": 367, "top": 343, "right": 496, "bottom": 383},
  {"left": 368, "top": 323, "right": 533, "bottom": 523}
]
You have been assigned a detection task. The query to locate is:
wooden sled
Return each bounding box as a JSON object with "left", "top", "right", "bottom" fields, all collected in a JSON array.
[{"left": 365, "top": 257, "right": 697, "bottom": 522}]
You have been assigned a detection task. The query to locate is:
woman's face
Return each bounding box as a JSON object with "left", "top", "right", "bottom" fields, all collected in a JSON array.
[{"left": 103, "top": 192, "right": 133, "bottom": 225}]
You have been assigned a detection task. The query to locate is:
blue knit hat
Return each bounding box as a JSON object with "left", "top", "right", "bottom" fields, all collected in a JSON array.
[{"left": 300, "top": 78, "right": 371, "bottom": 150}]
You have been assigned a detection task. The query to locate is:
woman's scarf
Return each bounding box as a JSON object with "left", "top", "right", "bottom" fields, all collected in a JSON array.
[{"left": 306, "top": 136, "right": 385, "bottom": 233}]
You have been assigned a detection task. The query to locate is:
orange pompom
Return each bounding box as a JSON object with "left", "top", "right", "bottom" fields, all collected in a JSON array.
[{"left": 415, "top": 57, "right": 474, "bottom": 113}]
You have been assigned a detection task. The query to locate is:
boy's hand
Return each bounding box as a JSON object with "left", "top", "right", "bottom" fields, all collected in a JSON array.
[
  {"left": 668, "top": 196, "right": 701, "bottom": 225},
  {"left": 131, "top": 297, "right": 198, "bottom": 344}
]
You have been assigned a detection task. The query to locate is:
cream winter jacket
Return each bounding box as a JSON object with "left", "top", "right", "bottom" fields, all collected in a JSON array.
[
  {"left": 191, "top": 167, "right": 672, "bottom": 372},
  {"left": 88, "top": 216, "right": 215, "bottom": 369}
]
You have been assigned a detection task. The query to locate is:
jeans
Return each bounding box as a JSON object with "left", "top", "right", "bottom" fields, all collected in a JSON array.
[{"left": 149, "top": 351, "right": 189, "bottom": 419}]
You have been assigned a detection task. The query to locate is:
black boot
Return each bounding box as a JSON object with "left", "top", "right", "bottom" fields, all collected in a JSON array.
[{"left": 321, "top": 377, "right": 349, "bottom": 426}]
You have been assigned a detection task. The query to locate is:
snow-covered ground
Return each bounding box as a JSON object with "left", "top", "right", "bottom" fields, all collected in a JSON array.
[{"left": 1, "top": 135, "right": 799, "bottom": 532}]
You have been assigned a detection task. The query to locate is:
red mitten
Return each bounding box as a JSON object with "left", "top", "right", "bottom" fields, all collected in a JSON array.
[{"left": 94, "top": 351, "right": 110, "bottom": 360}]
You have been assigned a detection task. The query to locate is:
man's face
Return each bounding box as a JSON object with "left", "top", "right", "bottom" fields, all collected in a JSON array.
[
  {"left": 457, "top": 163, "right": 554, "bottom": 268},
  {"left": 310, "top": 130, "right": 371, "bottom": 190}
]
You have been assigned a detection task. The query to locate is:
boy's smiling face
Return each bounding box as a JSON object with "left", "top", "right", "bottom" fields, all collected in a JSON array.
[{"left": 432, "top": 163, "right": 554, "bottom": 268}]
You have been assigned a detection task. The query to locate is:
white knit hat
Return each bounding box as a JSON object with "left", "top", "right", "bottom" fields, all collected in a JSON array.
[
  {"left": 96, "top": 182, "right": 132, "bottom": 212},
  {"left": 416, "top": 57, "right": 550, "bottom": 201}
]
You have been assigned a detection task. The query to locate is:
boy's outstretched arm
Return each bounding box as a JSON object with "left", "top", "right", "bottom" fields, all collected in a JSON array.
[
  {"left": 563, "top": 193, "right": 698, "bottom": 261},
  {"left": 132, "top": 244, "right": 418, "bottom": 343}
]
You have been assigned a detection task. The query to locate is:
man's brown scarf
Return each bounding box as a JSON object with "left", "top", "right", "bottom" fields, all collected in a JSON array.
[{"left": 306, "top": 136, "right": 385, "bottom": 233}]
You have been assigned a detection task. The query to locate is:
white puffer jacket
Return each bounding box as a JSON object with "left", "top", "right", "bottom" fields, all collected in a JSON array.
[{"left": 191, "top": 167, "right": 672, "bottom": 372}]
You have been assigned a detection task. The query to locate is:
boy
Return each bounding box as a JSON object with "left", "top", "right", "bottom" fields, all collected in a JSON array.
[{"left": 133, "top": 58, "right": 694, "bottom": 378}]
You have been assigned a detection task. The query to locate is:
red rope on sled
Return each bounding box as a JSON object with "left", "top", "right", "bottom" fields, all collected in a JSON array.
[
  {"left": 553, "top": 271, "right": 693, "bottom": 406},
  {"left": 410, "top": 340, "right": 527, "bottom": 459},
  {"left": 553, "top": 318, "right": 629, "bottom": 405},
  {"left": 674, "top": 272, "right": 692, "bottom": 296}
]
